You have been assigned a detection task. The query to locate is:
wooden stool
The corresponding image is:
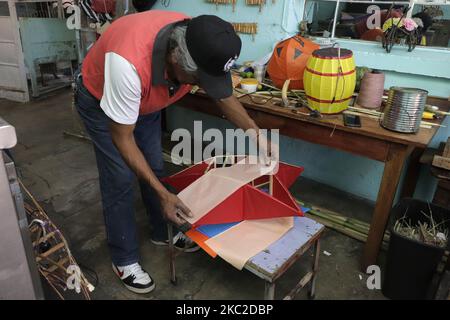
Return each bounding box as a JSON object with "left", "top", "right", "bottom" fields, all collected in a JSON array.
[{"left": 168, "top": 217, "right": 325, "bottom": 300}]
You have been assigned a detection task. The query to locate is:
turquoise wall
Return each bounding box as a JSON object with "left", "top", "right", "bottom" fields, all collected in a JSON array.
[
  {"left": 155, "top": 0, "right": 300, "bottom": 62},
  {"left": 19, "top": 18, "right": 77, "bottom": 97},
  {"left": 155, "top": 0, "right": 450, "bottom": 202}
]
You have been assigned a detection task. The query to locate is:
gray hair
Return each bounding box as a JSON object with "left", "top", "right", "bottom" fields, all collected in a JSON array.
[{"left": 169, "top": 26, "right": 198, "bottom": 75}]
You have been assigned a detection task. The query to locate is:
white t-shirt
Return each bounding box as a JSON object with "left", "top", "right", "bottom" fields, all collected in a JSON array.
[{"left": 100, "top": 52, "right": 142, "bottom": 125}]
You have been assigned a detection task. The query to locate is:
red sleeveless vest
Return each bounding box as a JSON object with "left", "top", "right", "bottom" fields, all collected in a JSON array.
[{"left": 82, "top": 11, "right": 192, "bottom": 115}]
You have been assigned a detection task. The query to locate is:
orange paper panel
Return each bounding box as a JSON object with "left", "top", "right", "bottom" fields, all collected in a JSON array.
[{"left": 185, "top": 229, "right": 217, "bottom": 258}]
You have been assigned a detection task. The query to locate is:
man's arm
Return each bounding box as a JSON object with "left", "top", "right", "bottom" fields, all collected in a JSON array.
[
  {"left": 215, "top": 95, "right": 278, "bottom": 161},
  {"left": 215, "top": 95, "right": 258, "bottom": 131},
  {"left": 109, "top": 121, "right": 192, "bottom": 225},
  {"left": 99, "top": 53, "right": 191, "bottom": 226}
]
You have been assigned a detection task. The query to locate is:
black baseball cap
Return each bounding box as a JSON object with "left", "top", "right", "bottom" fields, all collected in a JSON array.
[{"left": 186, "top": 15, "right": 242, "bottom": 100}]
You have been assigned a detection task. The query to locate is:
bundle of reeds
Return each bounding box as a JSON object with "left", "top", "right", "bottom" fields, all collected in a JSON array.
[{"left": 297, "top": 199, "right": 390, "bottom": 249}]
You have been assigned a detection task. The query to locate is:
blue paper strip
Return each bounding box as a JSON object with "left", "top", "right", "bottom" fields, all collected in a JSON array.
[
  {"left": 197, "top": 222, "right": 240, "bottom": 238},
  {"left": 301, "top": 206, "right": 311, "bottom": 213}
]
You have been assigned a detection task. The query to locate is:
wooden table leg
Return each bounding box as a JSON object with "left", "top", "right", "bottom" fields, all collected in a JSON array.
[
  {"left": 168, "top": 224, "right": 177, "bottom": 285},
  {"left": 264, "top": 281, "right": 275, "bottom": 300},
  {"left": 361, "top": 143, "right": 409, "bottom": 270},
  {"left": 400, "top": 147, "right": 423, "bottom": 199},
  {"left": 308, "top": 239, "right": 321, "bottom": 299}
]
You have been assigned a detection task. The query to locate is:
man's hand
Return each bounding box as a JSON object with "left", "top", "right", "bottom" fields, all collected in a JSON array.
[
  {"left": 256, "top": 133, "right": 279, "bottom": 166},
  {"left": 159, "top": 191, "right": 193, "bottom": 226},
  {"left": 215, "top": 95, "right": 279, "bottom": 165}
]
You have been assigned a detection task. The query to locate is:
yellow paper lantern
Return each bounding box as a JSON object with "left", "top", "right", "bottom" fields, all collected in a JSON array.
[{"left": 303, "top": 48, "right": 356, "bottom": 114}]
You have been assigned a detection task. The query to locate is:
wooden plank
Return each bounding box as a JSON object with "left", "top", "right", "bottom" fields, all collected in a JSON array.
[
  {"left": 362, "top": 143, "right": 409, "bottom": 270},
  {"left": 443, "top": 138, "right": 450, "bottom": 158},
  {"left": 433, "top": 155, "right": 450, "bottom": 170},
  {"left": 246, "top": 108, "right": 391, "bottom": 162},
  {"left": 179, "top": 94, "right": 391, "bottom": 162},
  {"left": 421, "top": 144, "right": 450, "bottom": 180},
  {"left": 178, "top": 93, "right": 444, "bottom": 149},
  {"left": 283, "top": 271, "right": 313, "bottom": 300},
  {"left": 242, "top": 101, "right": 440, "bottom": 148}
]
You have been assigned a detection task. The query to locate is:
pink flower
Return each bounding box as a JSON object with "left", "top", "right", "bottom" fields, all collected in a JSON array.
[{"left": 403, "top": 18, "right": 418, "bottom": 31}]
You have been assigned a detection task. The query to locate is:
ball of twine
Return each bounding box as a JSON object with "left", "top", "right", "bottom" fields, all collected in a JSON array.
[{"left": 356, "top": 70, "right": 385, "bottom": 110}]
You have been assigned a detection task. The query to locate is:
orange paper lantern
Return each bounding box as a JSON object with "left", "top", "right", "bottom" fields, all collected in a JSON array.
[{"left": 267, "top": 35, "right": 320, "bottom": 90}]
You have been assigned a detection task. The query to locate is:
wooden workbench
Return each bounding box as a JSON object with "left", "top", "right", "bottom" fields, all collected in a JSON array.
[{"left": 177, "top": 92, "right": 448, "bottom": 270}]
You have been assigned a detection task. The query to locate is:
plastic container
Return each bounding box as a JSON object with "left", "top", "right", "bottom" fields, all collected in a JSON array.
[
  {"left": 253, "top": 64, "right": 266, "bottom": 84},
  {"left": 240, "top": 78, "right": 258, "bottom": 93},
  {"left": 382, "top": 198, "right": 450, "bottom": 300}
]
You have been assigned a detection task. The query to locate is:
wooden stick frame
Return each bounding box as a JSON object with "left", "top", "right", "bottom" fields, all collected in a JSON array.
[
  {"left": 202, "top": 155, "right": 274, "bottom": 195},
  {"left": 21, "top": 181, "right": 93, "bottom": 300}
]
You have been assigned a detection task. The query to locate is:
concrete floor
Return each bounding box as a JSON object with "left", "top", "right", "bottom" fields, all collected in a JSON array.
[{"left": 0, "top": 89, "right": 386, "bottom": 300}]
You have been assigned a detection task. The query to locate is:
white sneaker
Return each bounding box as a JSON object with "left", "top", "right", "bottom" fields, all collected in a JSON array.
[{"left": 112, "top": 263, "right": 155, "bottom": 294}]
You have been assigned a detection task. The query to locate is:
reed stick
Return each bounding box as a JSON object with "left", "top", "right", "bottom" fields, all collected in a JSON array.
[
  {"left": 304, "top": 212, "right": 389, "bottom": 250},
  {"left": 297, "top": 198, "right": 390, "bottom": 248}
]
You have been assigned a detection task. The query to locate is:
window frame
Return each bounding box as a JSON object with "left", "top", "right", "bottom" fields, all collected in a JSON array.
[{"left": 302, "top": 0, "right": 450, "bottom": 51}]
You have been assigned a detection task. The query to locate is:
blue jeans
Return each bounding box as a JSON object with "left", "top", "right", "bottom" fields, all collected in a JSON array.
[{"left": 74, "top": 72, "right": 167, "bottom": 266}]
